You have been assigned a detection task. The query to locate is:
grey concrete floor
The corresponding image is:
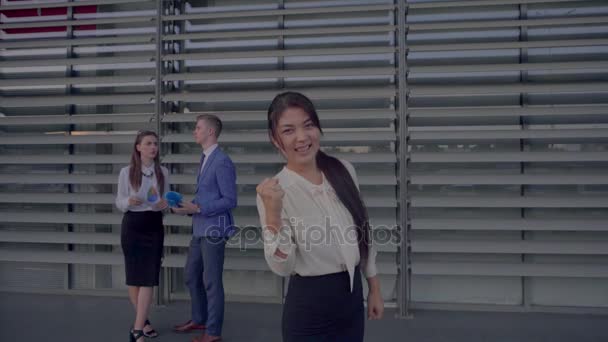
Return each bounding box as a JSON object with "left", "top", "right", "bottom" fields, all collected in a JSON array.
[{"left": 0, "top": 292, "right": 606, "bottom": 342}]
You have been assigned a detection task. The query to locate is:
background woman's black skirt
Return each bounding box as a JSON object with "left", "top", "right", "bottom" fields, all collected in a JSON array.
[
  {"left": 121, "top": 211, "right": 164, "bottom": 286},
  {"left": 282, "top": 266, "right": 365, "bottom": 342}
]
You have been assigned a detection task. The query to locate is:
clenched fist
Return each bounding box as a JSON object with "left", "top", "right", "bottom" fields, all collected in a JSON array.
[{"left": 256, "top": 178, "right": 284, "bottom": 216}]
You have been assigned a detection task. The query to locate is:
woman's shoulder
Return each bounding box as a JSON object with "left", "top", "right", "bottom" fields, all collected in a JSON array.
[
  {"left": 119, "top": 165, "right": 131, "bottom": 175},
  {"left": 160, "top": 165, "right": 169, "bottom": 174},
  {"left": 275, "top": 167, "right": 296, "bottom": 189}
]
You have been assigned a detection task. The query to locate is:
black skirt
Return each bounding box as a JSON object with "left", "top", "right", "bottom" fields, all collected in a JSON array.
[
  {"left": 282, "top": 266, "right": 364, "bottom": 342},
  {"left": 121, "top": 211, "right": 164, "bottom": 286}
]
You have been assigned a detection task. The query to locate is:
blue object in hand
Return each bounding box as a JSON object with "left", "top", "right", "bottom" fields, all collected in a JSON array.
[{"left": 164, "top": 191, "right": 183, "bottom": 208}]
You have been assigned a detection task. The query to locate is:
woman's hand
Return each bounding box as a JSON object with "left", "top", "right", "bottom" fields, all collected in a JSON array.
[
  {"left": 367, "top": 277, "right": 384, "bottom": 320},
  {"left": 152, "top": 199, "right": 168, "bottom": 211},
  {"left": 256, "top": 178, "right": 284, "bottom": 216},
  {"left": 128, "top": 197, "right": 143, "bottom": 206}
]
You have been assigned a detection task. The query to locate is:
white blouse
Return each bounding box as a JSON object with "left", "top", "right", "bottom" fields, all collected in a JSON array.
[
  {"left": 256, "top": 159, "right": 378, "bottom": 291},
  {"left": 115, "top": 164, "right": 170, "bottom": 213}
]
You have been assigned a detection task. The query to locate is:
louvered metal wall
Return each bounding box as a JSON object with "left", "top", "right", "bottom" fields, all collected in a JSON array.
[
  {"left": 1, "top": 0, "right": 607, "bottom": 315},
  {"left": 406, "top": 0, "right": 608, "bottom": 313}
]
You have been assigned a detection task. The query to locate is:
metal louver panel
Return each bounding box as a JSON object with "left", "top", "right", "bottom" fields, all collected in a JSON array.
[
  {"left": 1, "top": 0, "right": 399, "bottom": 304},
  {"left": 406, "top": 0, "right": 608, "bottom": 311}
]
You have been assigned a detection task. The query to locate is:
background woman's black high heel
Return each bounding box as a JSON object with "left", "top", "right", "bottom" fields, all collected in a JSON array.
[
  {"left": 130, "top": 329, "right": 144, "bottom": 342},
  {"left": 143, "top": 319, "right": 158, "bottom": 338}
]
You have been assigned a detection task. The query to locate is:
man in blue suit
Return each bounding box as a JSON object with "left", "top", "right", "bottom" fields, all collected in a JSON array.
[{"left": 173, "top": 114, "right": 237, "bottom": 342}]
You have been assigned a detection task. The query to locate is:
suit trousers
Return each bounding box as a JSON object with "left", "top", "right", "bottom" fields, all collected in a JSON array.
[{"left": 185, "top": 236, "right": 227, "bottom": 336}]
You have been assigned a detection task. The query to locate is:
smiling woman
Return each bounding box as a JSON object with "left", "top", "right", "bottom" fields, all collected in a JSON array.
[{"left": 256, "top": 92, "right": 384, "bottom": 342}]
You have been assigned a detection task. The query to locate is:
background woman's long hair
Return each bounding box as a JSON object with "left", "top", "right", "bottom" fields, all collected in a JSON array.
[
  {"left": 267, "top": 92, "right": 370, "bottom": 260},
  {"left": 128, "top": 130, "right": 165, "bottom": 196}
]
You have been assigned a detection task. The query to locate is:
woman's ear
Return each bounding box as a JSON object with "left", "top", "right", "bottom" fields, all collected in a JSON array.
[{"left": 271, "top": 136, "right": 286, "bottom": 157}]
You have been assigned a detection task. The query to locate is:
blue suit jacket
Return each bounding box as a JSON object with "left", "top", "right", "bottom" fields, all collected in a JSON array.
[{"left": 192, "top": 147, "right": 237, "bottom": 237}]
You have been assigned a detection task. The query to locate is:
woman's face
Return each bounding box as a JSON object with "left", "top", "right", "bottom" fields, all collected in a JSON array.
[
  {"left": 273, "top": 107, "right": 321, "bottom": 168},
  {"left": 136, "top": 135, "right": 158, "bottom": 161}
]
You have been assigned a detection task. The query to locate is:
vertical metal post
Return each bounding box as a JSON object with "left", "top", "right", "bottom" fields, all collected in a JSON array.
[
  {"left": 155, "top": 0, "right": 164, "bottom": 135},
  {"left": 277, "top": 0, "right": 287, "bottom": 304},
  {"left": 518, "top": 3, "right": 530, "bottom": 310},
  {"left": 396, "top": 0, "right": 411, "bottom": 319},
  {"left": 65, "top": 0, "right": 76, "bottom": 291},
  {"left": 155, "top": 0, "right": 165, "bottom": 306}
]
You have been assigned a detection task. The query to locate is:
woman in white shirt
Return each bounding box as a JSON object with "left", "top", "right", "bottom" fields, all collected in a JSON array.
[
  {"left": 115, "top": 130, "right": 169, "bottom": 342},
  {"left": 256, "top": 92, "right": 384, "bottom": 342}
]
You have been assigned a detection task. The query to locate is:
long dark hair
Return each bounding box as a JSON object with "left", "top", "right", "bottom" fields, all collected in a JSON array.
[
  {"left": 129, "top": 130, "right": 165, "bottom": 195},
  {"left": 267, "top": 91, "right": 370, "bottom": 260}
]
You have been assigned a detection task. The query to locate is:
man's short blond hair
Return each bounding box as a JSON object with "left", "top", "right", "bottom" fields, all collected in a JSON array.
[{"left": 196, "top": 114, "right": 223, "bottom": 138}]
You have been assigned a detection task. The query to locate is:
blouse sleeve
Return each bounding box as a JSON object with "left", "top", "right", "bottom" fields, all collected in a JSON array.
[
  {"left": 363, "top": 244, "right": 379, "bottom": 278},
  {"left": 162, "top": 166, "right": 170, "bottom": 195},
  {"left": 256, "top": 194, "right": 297, "bottom": 277},
  {"left": 115, "top": 167, "right": 131, "bottom": 213}
]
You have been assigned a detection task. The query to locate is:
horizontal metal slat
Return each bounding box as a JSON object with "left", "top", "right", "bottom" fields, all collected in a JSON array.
[
  {"left": 410, "top": 174, "right": 608, "bottom": 185},
  {"left": 409, "top": 128, "right": 608, "bottom": 141},
  {"left": 0, "top": 250, "right": 268, "bottom": 271},
  {"left": 163, "top": 131, "right": 396, "bottom": 145},
  {"left": 163, "top": 87, "right": 396, "bottom": 103},
  {"left": 409, "top": 152, "right": 608, "bottom": 163},
  {"left": 409, "top": 61, "right": 608, "bottom": 74},
  {"left": 162, "top": 152, "right": 396, "bottom": 164},
  {"left": 162, "top": 109, "right": 395, "bottom": 124},
  {"left": 0, "top": 173, "right": 396, "bottom": 186},
  {"left": 409, "top": 0, "right": 581, "bottom": 9},
  {"left": 412, "top": 262, "right": 608, "bottom": 277},
  {"left": 1, "top": 94, "right": 155, "bottom": 107},
  {"left": 408, "top": 39, "right": 608, "bottom": 52},
  {"left": 412, "top": 240, "right": 608, "bottom": 255},
  {"left": 0, "top": 75, "right": 154, "bottom": 88},
  {"left": 410, "top": 82, "right": 608, "bottom": 97},
  {"left": 173, "top": 174, "right": 397, "bottom": 186},
  {"left": 0, "top": 15, "right": 156, "bottom": 30},
  {"left": 408, "top": 105, "right": 608, "bottom": 118},
  {"left": 0, "top": 55, "right": 155, "bottom": 68},
  {"left": 0, "top": 230, "right": 261, "bottom": 250},
  {"left": 0, "top": 175, "right": 116, "bottom": 184},
  {"left": 0, "top": 193, "right": 114, "bottom": 204},
  {"left": 411, "top": 218, "right": 608, "bottom": 231},
  {"left": 163, "top": 67, "right": 395, "bottom": 82},
  {"left": 0, "top": 135, "right": 135, "bottom": 145},
  {"left": 0, "top": 152, "right": 396, "bottom": 165},
  {"left": 0, "top": 211, "right": 261, "bottom": 227},
  {"left": 411, "top": 196, "right": 608, "bottom": 208},
  {"left": 0, "top": 113, "right": 153, "bottom": 126},
  {"left": 0, "top": 212, "right": 121, "bottom": 225},
  {"left": 163, "top": 4, "right": 395, "bottom": 21},
  {"left": 0, "top": 192, "right": 397, "bottom": 207},
  {"left": 409, "top": 16, "right": 608, "bottom": 31},
  {"left": 0, "top": 35, "right": 155, "bottom": 49},
  {"left": 163, "top": 25, "right": 396, "bottom": 41},
  {"left": 163, "top": 46, "right": 396, "bottom": 61},
  {"left": 0, "top": 231, "right": 121, "bottom": 245},
  {"left": 0, "top": 155, "right": 129, "bottom": 165},
  {"left": 0, "top": 0, "right": 151, "bottom": 10}
]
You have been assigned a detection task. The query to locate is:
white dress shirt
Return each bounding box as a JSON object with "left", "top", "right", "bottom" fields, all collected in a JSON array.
[
  {"left": 199, "top": 143, "right": 218, "bottom": 175},
  {"left": 256, "top": 159, "right": 378, "bottom": 291},
  {"left": 115, "top": 164, "right": 170, "bottom": 212}
]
